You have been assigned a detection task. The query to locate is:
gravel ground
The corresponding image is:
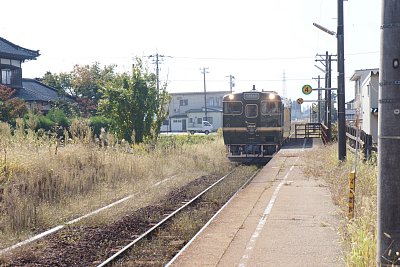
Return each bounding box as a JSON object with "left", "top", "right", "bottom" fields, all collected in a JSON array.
[{"left": 0, "top": 174, "right": 221, "bottom": 267}]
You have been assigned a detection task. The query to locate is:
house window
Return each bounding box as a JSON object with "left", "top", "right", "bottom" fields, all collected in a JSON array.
[
  {"left": 180, "top": 99, "right": 188, "bottom": 106},
  {"left": 208, "top": 97, "right": 215, "bottom": 107},
  {"left": 162, "top": 120, "right": 169, "bottom": 126},
  {"left": 1, "top": 69, "right": 11, "bottom": 85},
  {"left": 197, "top": 118, "right": 202, "bottom": 124},
  {"left": 216, "top": 97, "right": 222, "bottom": 107},
  {"left": 189, "top": 118, "right": 193, "bottom": 123}
]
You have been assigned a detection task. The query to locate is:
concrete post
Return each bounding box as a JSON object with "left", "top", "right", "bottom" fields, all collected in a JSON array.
[{"left": 377, "top": 0, "right": 400, "bottom": 265}]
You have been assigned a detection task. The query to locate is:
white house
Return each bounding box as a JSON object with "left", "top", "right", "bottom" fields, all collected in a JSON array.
[
  {"left": 161, "top": 91, "right": 229, "bottom": 132},
  {"left": 350, "top": 68, "right": 379, "bottom": 144}
]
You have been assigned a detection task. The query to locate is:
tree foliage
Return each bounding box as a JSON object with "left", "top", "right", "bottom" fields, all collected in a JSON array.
[
  {"left": 0, "top": 84, "right": 27, "bottom": 122},
  {"left": 42, "top": 63, "right": 117, "bottom": 117},
  {"left": 99, "top": 59, "right": 169, "bottom": 143}
]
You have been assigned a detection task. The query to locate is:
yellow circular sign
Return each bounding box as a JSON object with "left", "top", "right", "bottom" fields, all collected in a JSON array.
[
  {"left": 297, "top": 98, "right": 304, "bottom": 104},
  {"left": 302, "top": 84, "right": 312, "bottom": 95}
]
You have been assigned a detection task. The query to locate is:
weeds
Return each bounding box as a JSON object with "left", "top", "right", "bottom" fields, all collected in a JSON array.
[
  {"left": 0, "top": 122, "right": 231, "bottom": 248},
  {"left": 303, "top": 143, "right": 377, "bottom": 266}
]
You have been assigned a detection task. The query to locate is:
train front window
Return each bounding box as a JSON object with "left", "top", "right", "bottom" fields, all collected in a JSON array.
[
  {"left": 224, "top": 101, "right": 243, "bottom": 115},
  {"left": 245, "top": 104, "right": 258, "bottom": 118},
  {"left": 261, "top": 101, "right": 280, "bottom": 115}
]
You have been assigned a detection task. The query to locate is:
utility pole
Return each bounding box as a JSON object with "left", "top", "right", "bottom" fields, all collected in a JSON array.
[
  {"left": 226, "top": 74, "right": 235, "bottom": 93},
  {"left": 148, "top": 53, "right": 168, "bottom": 92},
  {"left": 312, "top": 75, "right": 323, "bottom": 123},
  {"left": 337, "top": 0, "right": 346, "bottom": 161},
  {"left": 316, "top": 52, "right": 336, "bottom": 142},
  {"left": 317, "top": 76, "right": 322, "bottom": 123},
  {"left": 201, "top": 67, "right": 209, "bottom": 121},
  {"left": 377, "top": 1, "right": 400, "bottom": 265},
  {"left": 327, "top": 53, "right": 332, "bottom": 142},
  {"left": 282, "top": 71, "right": 287, "bottom": 98}
]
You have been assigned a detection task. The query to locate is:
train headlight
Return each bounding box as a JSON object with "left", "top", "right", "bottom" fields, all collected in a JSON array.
[
  {"left": 228, "top": 94, "right": 234, "bottom": 100},
  {"left": 268, "top": 93, "right": 276, "bottom": 100}
]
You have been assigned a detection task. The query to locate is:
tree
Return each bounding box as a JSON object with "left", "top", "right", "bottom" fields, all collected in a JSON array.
[
  {"left": 42, "top": 63, "right": 117, "bottom": 117},
  {"left": 99, "top": 59, "right": 169, "bottom": 143},
  {"left": 0, "top": 84, "right": 27, "bottom": 122}
]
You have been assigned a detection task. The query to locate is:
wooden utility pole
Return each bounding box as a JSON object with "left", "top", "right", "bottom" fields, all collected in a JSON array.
[{"left": 377, "top": 1, "right": 400, "bottom": 265}]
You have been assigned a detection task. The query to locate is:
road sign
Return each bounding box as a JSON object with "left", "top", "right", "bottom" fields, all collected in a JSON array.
[
  {"left": 302, "top": 84, "right": 312, "bottom": 95},
  {"left": 297, "top": 98, "right": 304, "bottom": 104}
]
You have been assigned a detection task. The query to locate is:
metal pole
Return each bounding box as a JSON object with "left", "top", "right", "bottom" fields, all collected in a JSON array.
[
  {"left": 337, "top": 0, "right": 346, "bottom": 160},
  {"left": 156, "top": 53, "right": 159, "bottom": 92},
  {"left": 324, "top": 51, "right": 329, "bottom": 129},
  {"left": 377, "top": 1, "right": 400, "bottom": 264},
  {"left": 317, "top": 75, "right": 321, "bottom": 123},
  {"left": 328, "top": 55, "right": 332, "bottom": 142},
  {"left": 202, "top": 68, "right": 208, "bottom": 121}
]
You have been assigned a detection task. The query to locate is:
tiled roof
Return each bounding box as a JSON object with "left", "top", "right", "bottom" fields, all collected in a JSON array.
[
  {"left": 15, "top": 79, "right": 74, "bottom": 102},
  {"left": 0, "top": 37, "right": 40, "bottom": 60}
]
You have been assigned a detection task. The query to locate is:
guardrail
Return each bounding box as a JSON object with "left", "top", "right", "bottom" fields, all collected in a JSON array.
[
  {"left": 294, "top": 123, "right": 322, "bottom": 139},
  {"left": 293, "top": 123, "right": 377, "bottom": 160},
  {"left": 320, "top": 123, "right": 329, "bottom": 144},
  {"left": 345, "top": 125, "right": 377, "bottom": 160}
]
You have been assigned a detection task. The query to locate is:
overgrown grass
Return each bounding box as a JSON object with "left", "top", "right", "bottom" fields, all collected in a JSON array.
[
  {"left": 303, "top": 143, "right": 377, "bottom": 267},
  {"left": 0, "top": 121, "right": 232, "bottom": 248}
]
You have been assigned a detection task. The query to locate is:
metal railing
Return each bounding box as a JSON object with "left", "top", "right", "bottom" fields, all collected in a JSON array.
[
  {"left": 293, "top": 123, "right": 377, "bottom": 160},
  {"left": 294, "top": 123, "right": 322, "bottom": 139}
]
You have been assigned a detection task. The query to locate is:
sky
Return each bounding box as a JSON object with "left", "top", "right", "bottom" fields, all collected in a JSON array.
[{"left": 1, "top": 0, "right": 381, "bottom": 104}]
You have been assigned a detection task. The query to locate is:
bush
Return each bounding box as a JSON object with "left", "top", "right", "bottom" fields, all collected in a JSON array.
[
  {"left": 37, "top": 116, "right": 55, "bottom": 131},
  {"left": 46, "top": 109, "right": 70, "bottom": 128},
  {"left": 90, "top": 116, "right": 112, "bottom": 136}
]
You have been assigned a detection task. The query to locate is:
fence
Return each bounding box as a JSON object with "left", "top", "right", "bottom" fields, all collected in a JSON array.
[
  {"left": 345, "top": 125, "right": 377, "bottom": 160},
  {"left": 294, "top": 123, "right": 321, "bottom": 139}
]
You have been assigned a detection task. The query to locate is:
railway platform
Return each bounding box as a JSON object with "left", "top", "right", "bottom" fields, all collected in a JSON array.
[{"left": 168, "top": 138, "right": 343, "bottom": 267}]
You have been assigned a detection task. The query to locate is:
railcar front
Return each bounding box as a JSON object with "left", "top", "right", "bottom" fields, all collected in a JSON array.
[{"left": 222, "top": 90, "right": 286, "bottom": 164}]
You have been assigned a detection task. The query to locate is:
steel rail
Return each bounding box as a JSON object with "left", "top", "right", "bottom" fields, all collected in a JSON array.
[
  {"left": 0, "top": 175, "right": 176, "bottom": 254},
  {"left": 165, "top": 168, "right": 260, "bottom": 266},
  {"left": 97, "top": 169, "right": 239, "bottom": 267}
]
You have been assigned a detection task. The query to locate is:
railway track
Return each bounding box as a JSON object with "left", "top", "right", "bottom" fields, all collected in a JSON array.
[
  {"left": 2, "top": 167, "right": 258, "bottom": 266},
  {"left": 97, "top": 167, "right": 259, "bottom": 266}
]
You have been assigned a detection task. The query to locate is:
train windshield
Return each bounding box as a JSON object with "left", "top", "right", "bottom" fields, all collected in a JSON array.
[
  {"left": 224, "top": 101, "right": 243, "bottom": 115},
  {"left": 245, "top": 104, "right": 258, "bottom": 118},
  {"left": 261, "top": 101, "right": 280, "bottom": 115}
]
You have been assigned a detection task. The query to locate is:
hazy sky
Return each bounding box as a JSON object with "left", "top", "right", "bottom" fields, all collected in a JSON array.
[{"left": 1, "top": 0, "right": 381, "bottom": 103}]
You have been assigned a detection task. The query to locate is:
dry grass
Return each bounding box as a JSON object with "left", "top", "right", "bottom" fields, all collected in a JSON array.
[
  {"left": 0, "top": 121, "right": 232, "bottom": 248},
  {"left": 303, "top": 143, "right": 377, "bottom": 267}
]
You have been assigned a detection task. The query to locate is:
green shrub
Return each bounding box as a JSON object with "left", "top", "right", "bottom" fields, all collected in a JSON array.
[
  {"left": 90, "top": 116, "right": 112, "bottom": 136},
  {"left": 46, "top": 109, "right": 70, "bottom": 128},
  {"left": 37, "top": 116, "right": 55, "bottom": 131}
]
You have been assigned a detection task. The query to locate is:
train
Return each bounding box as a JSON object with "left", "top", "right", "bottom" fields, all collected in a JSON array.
[{"left": 222, "top": 86, "right": 291, "bottom": 164}]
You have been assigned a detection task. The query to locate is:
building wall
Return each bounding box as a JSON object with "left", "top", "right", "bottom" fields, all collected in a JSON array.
[
  {"left": 162, "top": 91, "right": 228, "bottom": 132},
  {"left": 186, "top": 111, "right": 222, "bottom": 130},
  {"left": 168, "top": 91, "right": 226, "bottom": 116},
  {"left": 351, "top": 69, "right": 379, "bottom": 144}
]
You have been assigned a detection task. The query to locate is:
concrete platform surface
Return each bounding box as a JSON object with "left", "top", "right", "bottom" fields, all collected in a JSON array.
[{"left": 168, "top": 139, "right": 344, "bottom": 267}]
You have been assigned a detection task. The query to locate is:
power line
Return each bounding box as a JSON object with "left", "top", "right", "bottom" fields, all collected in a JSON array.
[{"left": 169, "top": 51, "right": 378, "bottom": 61}]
